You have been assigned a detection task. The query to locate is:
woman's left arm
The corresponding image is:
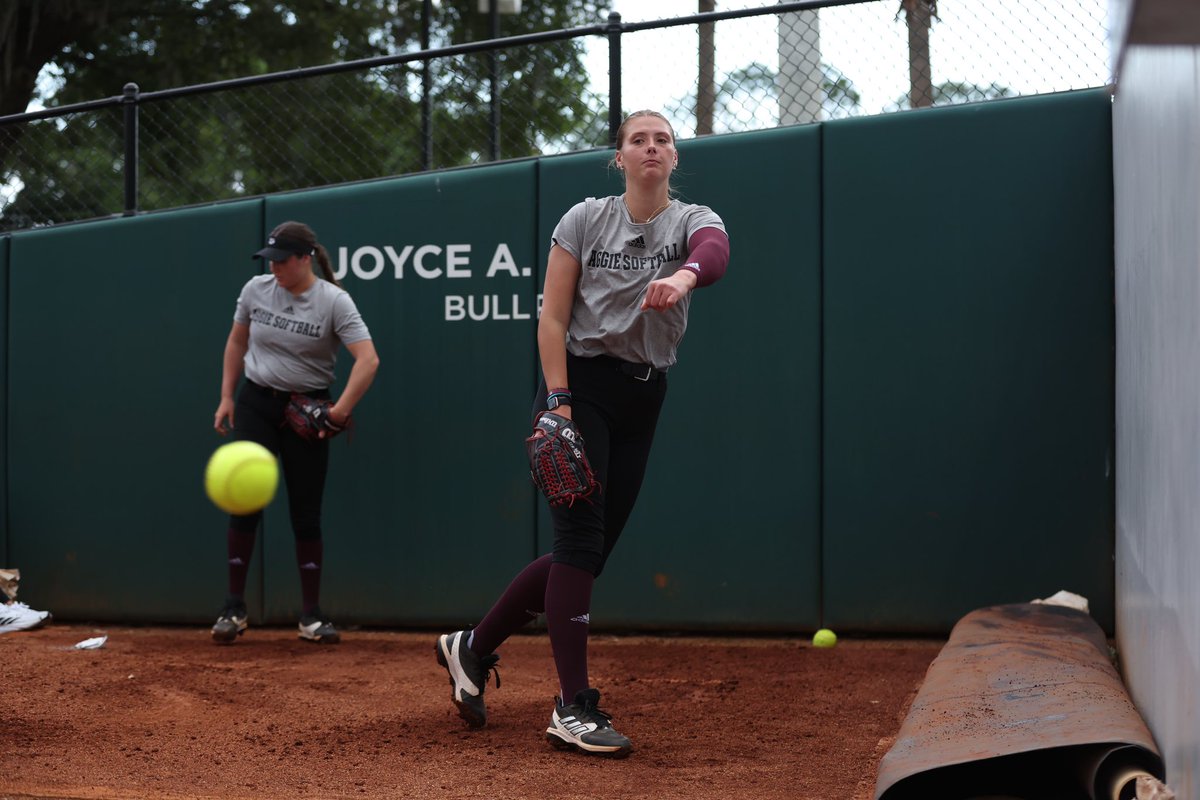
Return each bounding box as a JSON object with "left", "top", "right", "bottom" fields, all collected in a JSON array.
[
  {"left": 641, "top": 226, "right": 730, "bottom": 311},
  {"left": 678, "top": 226, "right": 730, "bottom": 288},
  {"left": 330, "top": 339, "right": 380, "bottom": 425}
]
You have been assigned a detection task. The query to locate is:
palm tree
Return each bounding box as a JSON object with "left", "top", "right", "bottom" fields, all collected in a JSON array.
[
  {"left": 898, "top": 0, "right": 938, "bottom": 109},
  {"left": 697, "top": 0, "right": 716, "bottom": 135}
]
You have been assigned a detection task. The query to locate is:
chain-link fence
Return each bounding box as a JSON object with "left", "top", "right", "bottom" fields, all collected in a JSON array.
[{"left": 0, "top": 0, "right": 1109, "bottom": 232}]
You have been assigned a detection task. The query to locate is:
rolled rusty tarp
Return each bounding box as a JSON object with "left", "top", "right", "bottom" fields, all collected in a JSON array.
[{"left": 875, "top": 603, "right": 1164, "bottom": 800}]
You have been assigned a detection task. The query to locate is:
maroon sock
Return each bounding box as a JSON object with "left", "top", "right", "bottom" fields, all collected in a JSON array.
[
  {"left": 295, "top": 539, "right": 323, "bottom": 616},
  {"left": 226, "top": 528, "right": 256, "bottom": 599},
  {"left": 545, "top": 561, "right": 594, "bottom": 703},
  {"left": 469, "top": 554, "right": 552, "bottom": 656}
]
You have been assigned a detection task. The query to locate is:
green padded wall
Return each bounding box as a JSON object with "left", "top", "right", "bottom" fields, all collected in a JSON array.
[
  {"left": 1, "top": 90, "right": 1114, "bottom": 634},
  {"left": 822, "top": 89, "right": 1115, "bottom": 633},
  {"left": 7, "top": 202, "right": 264, "bottom": 621},
  {"left": 536, "top": 126, "right": 824, "bottom": 630},
  {"left": 261, "top": 163, "right": 539, "bottom": 625}
]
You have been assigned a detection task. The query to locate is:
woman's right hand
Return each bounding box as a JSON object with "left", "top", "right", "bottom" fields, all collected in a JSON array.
[{"left": 214, "top": 397, "right": 235, "bottom": 435}]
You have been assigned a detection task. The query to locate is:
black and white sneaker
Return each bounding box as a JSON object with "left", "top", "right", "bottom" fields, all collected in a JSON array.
[
  {"left": 435, "top": 630, "right": 500, "bottom": 728},
  {"left": 211, "top": 599, "right": 247, "bottom": 644},
  {"left": 0, "top": 601, "right": 52, "bottom": 634},
  {"left": 545, "top": 688, "right": 633, "bottom": 758},
  {"left": 298, "top": 608, "right": 340, "bottom": 644}
]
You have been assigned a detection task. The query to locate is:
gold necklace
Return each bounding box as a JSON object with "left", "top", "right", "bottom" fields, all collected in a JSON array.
[{"left": 624, "top": 196, "right": 670, "bottom": 224}]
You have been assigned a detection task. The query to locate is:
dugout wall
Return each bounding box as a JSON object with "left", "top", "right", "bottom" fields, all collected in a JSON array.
[{"left": 0, "top": 88, "right": 1114, "bottom": 634}]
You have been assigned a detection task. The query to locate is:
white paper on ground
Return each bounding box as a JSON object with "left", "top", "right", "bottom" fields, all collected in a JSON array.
[{"left": 73, "top": 635, "right": 108, "bottom": 650}]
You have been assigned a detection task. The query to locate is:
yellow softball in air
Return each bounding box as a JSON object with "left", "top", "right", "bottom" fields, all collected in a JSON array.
[
  {"left": 204, "top": 441, "right": 279, "bottom": 515},
  {"left": 812, "top": 628, "right": 838, "bottom": 648}
]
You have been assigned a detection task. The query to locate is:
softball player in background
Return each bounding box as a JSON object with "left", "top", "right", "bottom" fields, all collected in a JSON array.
[
  {"left": 437, "top": 110, "right": 730, "bottom": 757},
  {"left": 211, "top": 221, "right": 380, "bottom": 645}
]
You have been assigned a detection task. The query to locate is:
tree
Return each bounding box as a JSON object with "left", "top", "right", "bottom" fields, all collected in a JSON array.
[
  {"left": 0, "top": 2, "right": 114, "bottom": 116},
  {"left": 897, "top": 0, "right": 937, "bottom": 110},
  {"left": 893, "top": 80, "right": 1012, "bottom": 110},
  {"left": 697, "top": 0, "right": 715, "bottom": 135},
  {"left": 821, "top": 65, "right": 862, "bottom": 120},
  {"left": 0, "top": 0, "right": 611, "bottom": 229},
  {"left": 666, "top": 60, "right": 861, "bottom": 135},
  {"left": 0, "top": 1, "right": 118, "bottom": 172}
]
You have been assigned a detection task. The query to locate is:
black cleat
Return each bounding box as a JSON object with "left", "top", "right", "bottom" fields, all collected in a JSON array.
[
  {"left": 298, "top": 607, "right": 340, "bottom": 644},
  {"left": 545, "top": 688, "right": 633, "bottom": 758},
  {"left": 211, "top": 599, "right": 248, "bottom": 644},
  {"left": 435, "top": 630, "right": 500, "bottom": 728}
]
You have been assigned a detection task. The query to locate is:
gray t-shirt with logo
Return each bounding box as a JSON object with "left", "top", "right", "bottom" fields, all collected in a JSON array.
[
  {"left": 551, "top": 195, "right": 725, "bottom": 370},
  {"left": 233, "top": 275, "right": 371, "bottom": 392}
]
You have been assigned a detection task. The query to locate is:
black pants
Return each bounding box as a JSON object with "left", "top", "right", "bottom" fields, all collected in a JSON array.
[
  {"left": 534, "top": 353, "right": 668, "bottom": 577},
  {"left": 229, "top": 380, "right": 330, "bottom": 541}
]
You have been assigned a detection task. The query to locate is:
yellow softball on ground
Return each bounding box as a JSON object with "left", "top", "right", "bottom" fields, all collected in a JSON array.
[
  {"left": 204, "top": 441, "right": 279, "bottom": 515},
  {"left": 812, "top": 628, "right": 838, "bottom": 648}
]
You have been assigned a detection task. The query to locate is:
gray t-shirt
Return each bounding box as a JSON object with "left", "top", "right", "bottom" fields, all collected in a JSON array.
[
  {"left": 551, "top": 195, "right": 725, "bottom": 370},
  {"left": 233, "top": 275, "right": 371, "bottom": 392}
]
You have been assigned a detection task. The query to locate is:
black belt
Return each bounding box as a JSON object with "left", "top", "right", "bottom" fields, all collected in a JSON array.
[
  {"left": 588, "top": 354, "right": 667, "bottom": 382},
  {"left": 245, "top": 379, "right": 290, "bottom": 398},
  {"left": 246, "top": 380, "right": 328, "bottom": 399}
]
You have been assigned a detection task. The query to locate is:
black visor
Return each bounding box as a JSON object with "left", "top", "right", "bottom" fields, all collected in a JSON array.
[{"left": 252, "top": 234, "right": 314, "bottom": 261}]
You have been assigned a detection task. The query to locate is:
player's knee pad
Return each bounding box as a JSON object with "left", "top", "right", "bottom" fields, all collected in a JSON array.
[
  {"left": 551, "top": 532, "right": 604, "bottom": 575},
  {"left": 228, "top": 513, "right": 262, "bottom": 532},
  {"left": 292, "top": 521, "right": 322, "bottom": 542},
  {"left": 552, "top": 549, "right": 603, "bottom": 576}
]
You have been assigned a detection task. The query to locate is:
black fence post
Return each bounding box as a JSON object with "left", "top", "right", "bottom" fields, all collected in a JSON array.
[
  {"left": 607, "top": 12, "right": 622, "bottom": 147},
  {"left": 421, "top": 0, "right": 433, "bottom": 170},
  {"left": 122, "top": 82, "right": 139, "bottom": 216}
]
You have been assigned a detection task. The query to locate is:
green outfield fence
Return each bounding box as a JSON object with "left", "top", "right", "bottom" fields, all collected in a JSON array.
[{"left": 1, "top": 87, "right": 1114, "bottom": 635}]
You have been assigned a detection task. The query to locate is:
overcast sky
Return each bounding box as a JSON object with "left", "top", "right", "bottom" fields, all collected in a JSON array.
[{"left": 584, "top": 0, "right": 1111, "bottom": 131}]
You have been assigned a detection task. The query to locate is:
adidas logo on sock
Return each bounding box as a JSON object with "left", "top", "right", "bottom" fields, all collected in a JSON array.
[
  {"left": 625, "top": 235, "right": 646, "bottom": 249},
  {"left": 570, "top": 613, "right": 590, "bottom": 624}
]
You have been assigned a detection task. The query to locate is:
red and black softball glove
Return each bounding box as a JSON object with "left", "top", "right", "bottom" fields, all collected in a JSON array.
[
  {"left": 284, "top": 394, "right": 349, "bottom": 441},
  {"left": 525, "top": 412, "right": 599, "bottom": 507}
]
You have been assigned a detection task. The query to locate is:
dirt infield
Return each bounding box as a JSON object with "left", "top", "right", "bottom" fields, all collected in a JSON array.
[{"left": 0, "top": 624, "right": 943, "bottom": 800}]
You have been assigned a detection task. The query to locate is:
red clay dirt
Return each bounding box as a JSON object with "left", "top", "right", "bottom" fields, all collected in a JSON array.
[{"left": 0, "top": 624, "right": 943, "bottom": 800}]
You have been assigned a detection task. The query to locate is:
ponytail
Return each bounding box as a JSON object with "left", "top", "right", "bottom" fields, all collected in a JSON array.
[{"left": 314, "top": 243, "right": 340, "bottom": 288}]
